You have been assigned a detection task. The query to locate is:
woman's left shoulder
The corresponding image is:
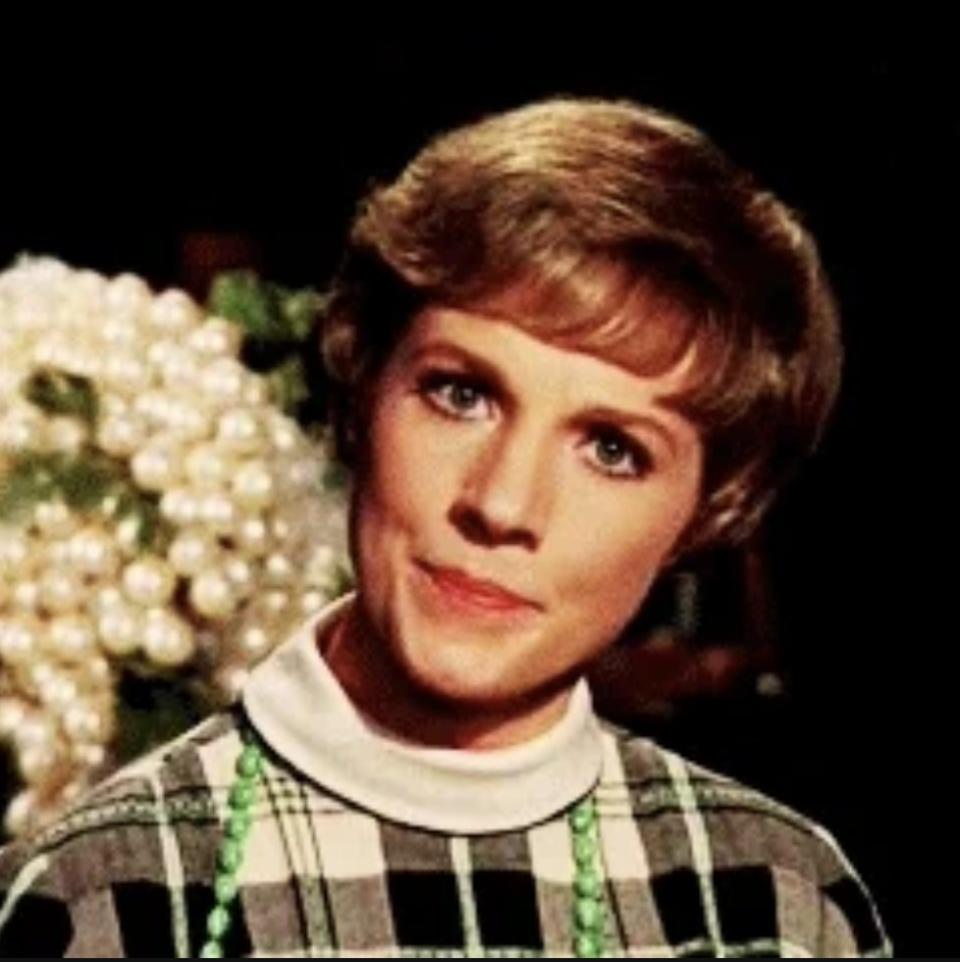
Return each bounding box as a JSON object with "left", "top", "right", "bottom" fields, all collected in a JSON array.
[
  {"left": 596, "top": 722, "right": 893, "bottom": 957},
  {"left": 600, "top": 722, "right": 827, "bottom": 835}
]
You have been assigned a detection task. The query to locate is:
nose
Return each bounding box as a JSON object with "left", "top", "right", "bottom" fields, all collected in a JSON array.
[{"left": 449, "top": 422, "right": 552, "bottom": 550}]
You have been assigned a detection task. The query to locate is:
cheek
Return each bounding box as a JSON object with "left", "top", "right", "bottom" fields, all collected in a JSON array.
[
  {"left": 561, "top": 534, "right": 661, "bottom": 643},
  {"left": 354, "top": 402, "right": 458, "bottom": 567},
  {"left": 371, "top": 412, "right": 452, "bottom": 522},
  {"left": 554, "top": 486, "right": 697, "bottom": 638}
]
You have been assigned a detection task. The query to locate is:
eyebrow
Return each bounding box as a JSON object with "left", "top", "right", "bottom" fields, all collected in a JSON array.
[{"left": 405, "top": 340, "right": 682, "bottom": 457}]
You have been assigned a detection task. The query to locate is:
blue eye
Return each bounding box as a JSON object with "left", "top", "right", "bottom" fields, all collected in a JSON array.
[
  {"left": 418, "top": 372, "right": 493, "bottom": 419},
  {"left": 417, "top": 370, "right": 653, "bottom": 481},
  {"left": 587, "top": 430, "right": 652, "bottom": 480}
]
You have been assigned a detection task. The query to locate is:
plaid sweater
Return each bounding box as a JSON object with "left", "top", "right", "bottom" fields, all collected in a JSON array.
[{"left": 0, "top": 707, "right": 890, "bottom": 958}]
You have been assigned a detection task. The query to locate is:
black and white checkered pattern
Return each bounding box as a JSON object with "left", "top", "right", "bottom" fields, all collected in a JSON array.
[{"left": 0, "top": 708, "right": 892, "bottom": 957}]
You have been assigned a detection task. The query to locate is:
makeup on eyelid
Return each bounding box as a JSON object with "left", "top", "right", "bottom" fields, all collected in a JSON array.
[{"left": 414, "top": 366, "right": 658, "bottom": 480}]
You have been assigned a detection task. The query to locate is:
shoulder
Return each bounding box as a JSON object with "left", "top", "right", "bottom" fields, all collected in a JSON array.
[
  {"left": 600, "top": 721, "right": 834, "bottom": 855},
  {"left": 0, "top": 710, "right": 241, "bottom": 957},
  {"left": 597, "top": 722, "right": 892, "bottom": 957}
]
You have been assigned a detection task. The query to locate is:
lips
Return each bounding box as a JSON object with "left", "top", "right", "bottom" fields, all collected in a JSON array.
[{"left": 418, "top": 561, "right": 538, "bottom": 611}]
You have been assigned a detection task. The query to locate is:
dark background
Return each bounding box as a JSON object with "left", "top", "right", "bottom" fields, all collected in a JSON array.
[{"left": 1, "top": 34, "right": 953, "bottom": 956}]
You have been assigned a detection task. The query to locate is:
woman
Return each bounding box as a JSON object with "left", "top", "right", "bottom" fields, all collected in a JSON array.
[{"left": 0, "top": 98, "right": 891, "bottom": 957}]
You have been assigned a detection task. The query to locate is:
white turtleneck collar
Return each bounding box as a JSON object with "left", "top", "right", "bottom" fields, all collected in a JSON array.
[{"left": 242, "top": 590, "right": 603, "bottom": 835}]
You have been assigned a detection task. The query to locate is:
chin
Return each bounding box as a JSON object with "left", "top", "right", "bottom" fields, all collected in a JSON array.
[
  {"left": 393, "top": 634, "right": 572, "bottom": 714},
  {"left": 396, "top": 649, "right": 513, "bottom": 707}
]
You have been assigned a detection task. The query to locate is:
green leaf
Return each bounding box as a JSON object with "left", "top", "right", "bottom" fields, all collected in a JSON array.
[
  {"left": 132, "top": 498, "right": 165, "bottom": 552},
  {"left": 208, "top": 270, "right": 324, "bottom": 345},
  {"left": 265, "top": 356, "right": 309, "bottom": 416},
  {"left": 23, "top": 368, "right": 99, "bottom": 427},
  {"left": 280, "top": 288, "right": 326, "bottom": 342},
  {"left": 56, "top": 455, "right": 116, "bottom": 510},
  {"left": 208, "top": 271, "right": 284, "bottom": 341},
  {"left": 108, "top": 480, "right": 169, "bottom": 552},
  {"left": 0, "top": 452, "right": 65, "bottom": 521},
  {"left": 0, "top": 467, "right": 46, "bottom": 522},
  {"left": 0, "top": 449, "right": 172, "bottom": 551}
]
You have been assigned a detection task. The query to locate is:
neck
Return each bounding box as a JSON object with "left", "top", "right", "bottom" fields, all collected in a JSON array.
[{"left": 319, "top": 598, "right": 574, "bottom": 751}]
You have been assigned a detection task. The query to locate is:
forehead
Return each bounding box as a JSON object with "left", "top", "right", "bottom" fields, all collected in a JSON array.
[{"left": 393, "top": 304, "right": 700, "bottom": 413}]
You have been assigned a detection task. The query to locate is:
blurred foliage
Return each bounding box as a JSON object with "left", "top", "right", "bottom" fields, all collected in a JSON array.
[
  {"left": 24, "top": 369, "right": 99, "bottom": 428},
  {"left": 208, "top": 271, "right": 330, "bottom": 423}
]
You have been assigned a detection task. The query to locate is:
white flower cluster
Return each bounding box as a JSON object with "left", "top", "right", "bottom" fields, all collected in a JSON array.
[{"left": 0, "top": 257, "right": 351, "bottom": 835}]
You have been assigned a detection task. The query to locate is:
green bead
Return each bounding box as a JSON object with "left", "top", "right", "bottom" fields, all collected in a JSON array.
[
  {"left": 575, "top": 896, "right": 604, "bottom": 931},
  {"left": 218, "top": 838, "right": 242, "bottom": 873},
  {"left": 207, "top": 904, "right": 231, "bottom": 939},
  {"left": 570, "top": 804, "right": 596, "bottom": 833},
  {"left": 574, "top": 931, "right": 603, "bottom": 957},
  {"left": 575, "top": 869, "right": 602, "bottom": 900},
  {"left": 214, "top": 873, "right": 238, "bottom": 905},
  {"left": 228, "top": 779, "right": 256, "bottom": 810},
  {"left": 573, "top": 833, "right": 597, "bottom": 865},
  {"left": 199, "top": 940, "right": 223, "bottom": 957},
  {"left": 236, "top": 744, "right": 263, "bottom": 779},
  {"left": 226, "top": 808, "right": 252, "bottom": 840}
]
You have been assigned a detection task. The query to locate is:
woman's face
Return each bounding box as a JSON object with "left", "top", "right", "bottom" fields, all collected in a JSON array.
[{"left": 347, "top": 303, "right": 703, "bottom": 713}]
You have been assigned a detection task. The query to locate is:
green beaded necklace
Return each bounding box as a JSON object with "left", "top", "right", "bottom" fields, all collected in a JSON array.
[
  {"left": 568, "top": 794, "right": 608, "bottom": 957},
  {"left": 200, "top": 735, "right": 608, "bottom": 958}
]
